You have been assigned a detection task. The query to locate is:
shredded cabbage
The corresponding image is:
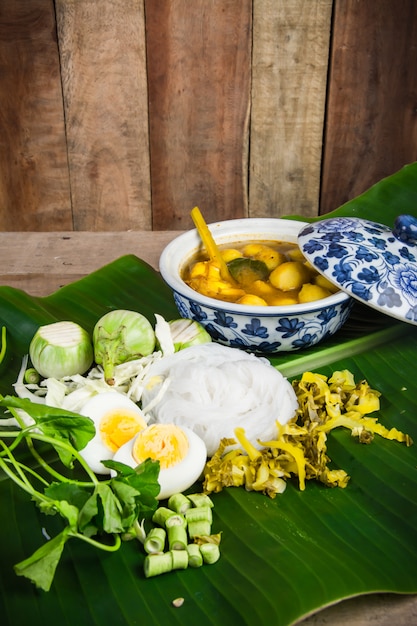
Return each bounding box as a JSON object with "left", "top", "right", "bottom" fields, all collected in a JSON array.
[
  {"left": 141, "top": 343, "right": 298, "bottom": 456},
  {"left": 13, "top": 351, "right": 165, "bottom": 417}
]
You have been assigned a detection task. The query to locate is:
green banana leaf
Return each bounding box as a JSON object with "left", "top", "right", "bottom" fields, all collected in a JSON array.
[{"left": 1, "top": 163, "right": 417, "bottom": 626}]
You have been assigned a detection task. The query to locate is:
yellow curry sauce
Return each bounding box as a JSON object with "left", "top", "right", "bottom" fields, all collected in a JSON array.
[{"left": 183, "top": 240, "right": 339, "bottom": 306}]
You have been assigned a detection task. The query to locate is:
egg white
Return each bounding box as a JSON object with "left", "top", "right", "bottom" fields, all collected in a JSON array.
[
  {"left": 79, "top": 391, "right": 148, "bottom": 474},
  {"left": 112, "top": 424, "right": 207, "bottom": 500}
]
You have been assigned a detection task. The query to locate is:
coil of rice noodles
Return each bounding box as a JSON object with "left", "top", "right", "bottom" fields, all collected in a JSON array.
[{"left": 141, "top": 343, "right": 298, "bottom": 457}]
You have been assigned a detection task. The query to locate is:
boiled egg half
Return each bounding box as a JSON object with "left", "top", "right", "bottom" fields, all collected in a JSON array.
[
  {"left": 79, "top": 392, "right": 148, "bottom": 474},
  {"left": 113, "top": 423, "right": 207, "bottom": 500}
]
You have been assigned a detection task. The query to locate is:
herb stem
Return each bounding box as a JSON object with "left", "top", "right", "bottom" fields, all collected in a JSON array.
[
  {"left": 0, "top": 449, "right": 50, "bottom": 505},
  {"left": 73, "top": 532, "right": 122, "bottom": 552},
  {"left": 0, "top": 428, "right": 28, "bottom": 453},
  {"left": 0, "top": 430, "right": 97, "bottom": 487},
  {"left": 25, "top": 431, "right": 99, "bottom": 485},
  {"left": 2, "top": 455, "right": 50, "bottom": 487},
  {"left": 5, "top": 403, "right": 29, "bottom": 430}
]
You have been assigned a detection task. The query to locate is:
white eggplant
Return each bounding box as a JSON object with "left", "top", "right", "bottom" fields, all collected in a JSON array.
[
  {"left": 93, "top": 309, "right": 156, "bottom": 384},
  {"left": 29, "top": 321, "right": 93, "bottom": 379},
  {"left": 168, "top": 319, "right": 211, "bottom": 351}
]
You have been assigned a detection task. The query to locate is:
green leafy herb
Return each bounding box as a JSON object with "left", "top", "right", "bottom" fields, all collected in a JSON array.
[
  {"left": 0, "top": 395, "right": 96, "bottom": 468},
  {"left": 0, "top": 393, "right": 160, "bottom": 592}
]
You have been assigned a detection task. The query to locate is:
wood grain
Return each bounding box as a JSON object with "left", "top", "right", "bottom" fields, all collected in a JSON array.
[
  {"left": 249, "top": 0, "right": 333, "bottom": 219},
  {"left": 0, "top": 0, "right": 72, "bottom": 231},
  {"left": 55, "top": 0, "right": 152, "bottom": 230},
  {"left": 1, "top": 1, "right": 417, "bottom": 231},
  {"left": 0, "top": 231, "right": 182, "bottom": 295},
  {"left": 301, "top": 592, "right": 417, "bottom": 626},
  {"left": 145, "top": 0, "right": 252, "bottom": 230},
  {"left": 320, "top": 0, "right": 417, "bottom": 215}
]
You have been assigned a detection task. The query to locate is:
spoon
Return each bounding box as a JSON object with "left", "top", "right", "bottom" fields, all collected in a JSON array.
[{"left": 190, "top": 207, "right": 234, "bottom": 282}]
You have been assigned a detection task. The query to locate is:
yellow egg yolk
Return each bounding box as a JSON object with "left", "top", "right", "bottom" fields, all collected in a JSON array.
[
  {"left": 132, "top": 424, "right": 189, "bottom": 470},
  {"left": 99, "top": 409, "right": 147, "bottom": 452}
]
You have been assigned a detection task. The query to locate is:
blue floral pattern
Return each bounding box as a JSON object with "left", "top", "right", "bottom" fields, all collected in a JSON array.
[
  {"left": 298, "top": 215, "right": 417, "bottom": 326},
  {"left": 173, "top": 293, "right": 352, "bottom": 354}
]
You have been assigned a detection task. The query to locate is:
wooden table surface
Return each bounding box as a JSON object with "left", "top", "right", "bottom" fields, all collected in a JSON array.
[{"left": 1, "top": 231, "right": 416, "bottom": 626}]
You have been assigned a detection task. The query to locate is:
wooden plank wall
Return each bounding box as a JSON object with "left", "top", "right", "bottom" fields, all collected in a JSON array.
[
  {"left": 250, "top": 0, "right": 332, "bottom": 219},
  {"left": 55, "top": 0, "right": 151, "bottom": 230},
  {"left": 321, "top": 0, "right": 417, "bottom": 215},
  {"left": 0, "top": 0, "right": 71, "bottom": 230},
  {"left": 0, "top": 0, "right": 416, "bottom": 232}
]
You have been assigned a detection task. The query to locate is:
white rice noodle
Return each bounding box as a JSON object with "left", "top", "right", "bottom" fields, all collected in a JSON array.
[{"left": 141, "top": 343, "right": 298, "bottom": 457}]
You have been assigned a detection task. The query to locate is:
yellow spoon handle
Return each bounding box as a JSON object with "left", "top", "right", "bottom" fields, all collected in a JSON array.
[{"left": 190, "top": 207, "right": 232, "bottom": 282}]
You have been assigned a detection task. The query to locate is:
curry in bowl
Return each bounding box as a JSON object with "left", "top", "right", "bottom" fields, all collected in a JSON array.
[{"left": 182, "top": 240, "right": 339, "bottom": 307}]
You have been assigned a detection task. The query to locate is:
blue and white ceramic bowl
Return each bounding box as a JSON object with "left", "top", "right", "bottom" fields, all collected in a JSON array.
[{"left": 159, "top": 218, "right": 353, "bottom": 354}]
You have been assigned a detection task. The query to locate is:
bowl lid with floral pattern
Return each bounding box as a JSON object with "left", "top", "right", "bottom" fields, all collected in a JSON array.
[{"left": 297, "top": 214, "right": 417, "bottom": 326}]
